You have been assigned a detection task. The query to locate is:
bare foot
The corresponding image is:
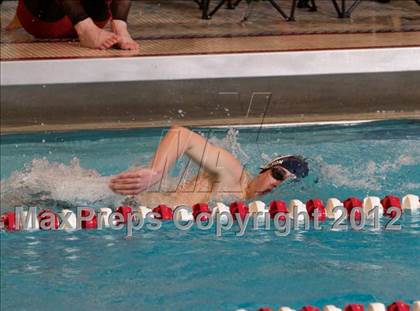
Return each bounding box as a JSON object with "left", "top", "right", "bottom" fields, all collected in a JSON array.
[
  {"left": 5, "top": 13, "right": 22, "bottom": 31},
  {"left": 74, "top": 18, "right": 118, "bottom": 50},
  {"left": 111, "top": 20, "right": 139, "bottom": 51}
]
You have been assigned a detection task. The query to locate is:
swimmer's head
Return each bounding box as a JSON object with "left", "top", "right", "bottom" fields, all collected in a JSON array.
[
  {"left": 259, "top": 155, "right": 309, "bottom": 180},
  {"left": 246, "top": 155, "right": 309, "bottom": 198}
]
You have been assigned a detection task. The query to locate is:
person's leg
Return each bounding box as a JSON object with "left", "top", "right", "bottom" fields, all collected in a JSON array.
[
  {"left": 59, "top": 0, "right": 118, "bottom": 49},
  {"left": 77, "top": 0, "right": 138, "bottom": 50},
  {"left": 14, "top": 0, "right": 116, "bottom": 49},
  {"left": 109, "top": 0, "right": 139, "bottom": 50},
  {"left": 82, "top": 0, "right": 110, "bottom": 27}
]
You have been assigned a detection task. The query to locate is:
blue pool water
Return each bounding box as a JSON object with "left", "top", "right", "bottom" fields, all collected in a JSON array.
[{"left": 1, "top": 120, "right": 419, "bottom": 310}]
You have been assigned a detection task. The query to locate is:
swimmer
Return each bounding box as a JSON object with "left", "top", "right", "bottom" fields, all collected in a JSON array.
[
  {"left": 109, "top": 126, "right": 308, "bottom": 207},
  {"left": 5, "top": 0, "right": 139, "bottom": 50}
]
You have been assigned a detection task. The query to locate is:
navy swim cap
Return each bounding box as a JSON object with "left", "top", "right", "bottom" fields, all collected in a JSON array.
[{"left": 260, "top": 155, "right": 309, "bottom": 179}]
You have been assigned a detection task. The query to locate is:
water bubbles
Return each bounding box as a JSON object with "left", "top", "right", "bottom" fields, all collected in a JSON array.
[
  {"left": 208, "top": 128, "right": 250, "bottom": 165},
  {"left": 103, "top": 235, "right": 115, "bottom": 241},
  {"left": 177, "top": 109, "right": 185, "bottom": 118},
  {"left": 65, "top": 236, "right": 79, "bottom": 241},
  {"left": 24, "top": 264, "right": 40, "bottom": 272},
  {"left": 23, "top": 250, "right": 39, "bottom": 257},
  {"left": 260, "top": 152, "right": 271, "bottom": 163}
]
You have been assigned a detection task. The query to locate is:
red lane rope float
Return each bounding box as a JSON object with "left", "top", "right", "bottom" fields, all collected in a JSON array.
[
  {"left": 81, "top": 208, "right": 97, "bottom": 229},
  {"left": 116, "top": 206, "right": 132, "bottom": 224},
  {"left": 381, "top": 195, "right": 402, "bottom": 217},
  {"left": 229, "top": 201, "right": 249, "bottom": 221},
  {"left": 153, "top": 204, "right": 173, "bottom": 220},
  {"left": 306, "top": 199, "right": 326, "bottom": 221},
  {"left": 1, "top": 211, "right": 17, "bottom": 231},
  {"left": 344, "top": 304, "right": 365, "bottom": 311},
  {"left": 301, "top": 306, "right": 320, "bottom": 311},
  {"left": 343, "top": 197, "right": 363, "bottom": 220},
  {"left": 387, "top": 301, "right": 410, "bottom": 311},
  {"left": 269, "top": 200, "right": 288, "bottom": 220},
  {"left": 192, "top": 203, "right": 211, "bottom": 221}
]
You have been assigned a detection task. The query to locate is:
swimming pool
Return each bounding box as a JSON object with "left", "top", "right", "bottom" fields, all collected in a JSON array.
[{"left": 1, "top": 119, "right": 419, "bottom": 310}]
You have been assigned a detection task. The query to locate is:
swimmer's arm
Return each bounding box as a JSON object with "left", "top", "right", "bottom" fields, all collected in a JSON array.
[
  {"left": 110, "top": 126, "right": 243, "bottom": 195},
  {"left": 150, "top": 126, "right": 243, "bottom": 179}
]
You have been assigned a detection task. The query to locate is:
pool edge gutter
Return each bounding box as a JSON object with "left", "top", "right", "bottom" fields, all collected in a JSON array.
[{"left": 1, "top": 112, "right": 419, "bottom": 135}]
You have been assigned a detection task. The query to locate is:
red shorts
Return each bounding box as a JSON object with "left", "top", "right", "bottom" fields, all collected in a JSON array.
[{"left": 17, "top": 0, "right": 110, "bottom": 39}]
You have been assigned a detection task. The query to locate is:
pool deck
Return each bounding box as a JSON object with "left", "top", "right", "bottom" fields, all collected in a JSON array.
[{"left": 1, "top": 0, "right": 420, "bottom": 133}]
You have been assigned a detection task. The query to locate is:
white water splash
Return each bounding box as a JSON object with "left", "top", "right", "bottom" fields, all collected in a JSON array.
[
  {"left": 1, "top": 129, "right": 252, "bottom": 210},
  {"left": 314, "top": 154, "right": 420, "bottom": 191},
  {"left": 208, "top": 128, "right": 250, "bottom": 164},
  {"left": 1, "top": 157, "right": 120, "bottom": 210}
]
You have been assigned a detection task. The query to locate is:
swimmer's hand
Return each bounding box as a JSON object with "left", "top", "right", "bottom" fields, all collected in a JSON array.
[{"left": 109, "top": 169, "right": 162, "bottom": 195}]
